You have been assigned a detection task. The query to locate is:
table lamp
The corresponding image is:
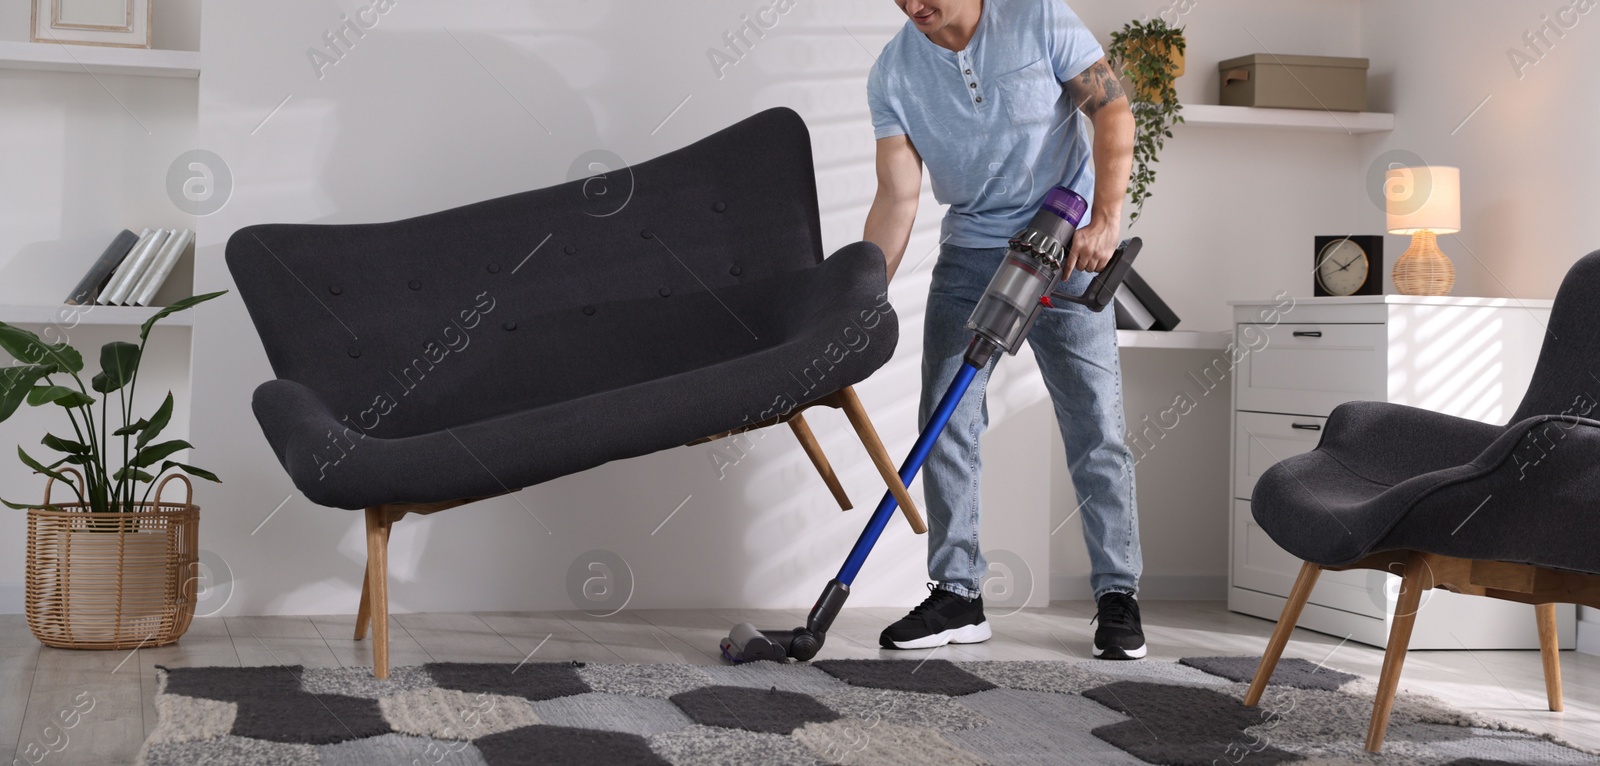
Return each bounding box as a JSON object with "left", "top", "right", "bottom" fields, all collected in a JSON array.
[{"left": 1386, "top": 165, "right": 1460, "bottom": 296}]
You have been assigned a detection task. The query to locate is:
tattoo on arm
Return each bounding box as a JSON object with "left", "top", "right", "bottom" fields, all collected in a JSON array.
[{"left": 1066, "top": 59, "right": 1127, "bottom": 116}]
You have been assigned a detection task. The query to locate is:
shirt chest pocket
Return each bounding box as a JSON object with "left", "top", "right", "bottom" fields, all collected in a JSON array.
[{"left": 995, "top": 58, "right": 1060, "bottom": 125}]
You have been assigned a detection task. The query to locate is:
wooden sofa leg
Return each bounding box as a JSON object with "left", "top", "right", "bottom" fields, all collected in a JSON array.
[
  {"left": 788, "top": 414, "right": 852, "bottom": 511},
  {"left": 364, "top": 507, "right": 392, "bottom": 679},
  {"left": 1536, "top": 602, "right": 1565, "bottom": 712},
  {"left": 834, "top": 386, "right": 927, "bottom": 535},
  {"left": 1246, "top": 561, "right": 1321, "bottom": 706},
  {"left": 354, "top": 567, "right": 372, "bottom": 640},
  {"left": 1366, "top": 553, "right": 1428, "bottom": 753}
]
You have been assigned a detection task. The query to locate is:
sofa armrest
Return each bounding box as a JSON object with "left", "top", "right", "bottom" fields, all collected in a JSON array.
[
  {"left": 1318, "top": 401, "right": 1504, "bottom": 486},
  {"left": 250, "top": 378, "right": 349, "bottom": 487},
  {"left": 785, "top": 240, "right": 892, "bottom": 329}
]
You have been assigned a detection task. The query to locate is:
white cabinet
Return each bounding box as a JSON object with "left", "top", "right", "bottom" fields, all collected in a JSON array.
[{"left": 1227, "top": 295, "right": 1575, "bottom": 649}]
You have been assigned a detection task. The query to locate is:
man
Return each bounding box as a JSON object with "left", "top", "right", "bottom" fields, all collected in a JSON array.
[{"left": 864, "top": 0, "right": 1146, "bottom": 659}]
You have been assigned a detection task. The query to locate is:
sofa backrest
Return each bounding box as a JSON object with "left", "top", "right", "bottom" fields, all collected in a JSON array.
[{"left": 226, "top": 107, "right": 826, "bottom": 438}]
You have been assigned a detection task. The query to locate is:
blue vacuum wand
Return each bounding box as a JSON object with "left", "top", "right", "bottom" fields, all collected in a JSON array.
[{"left": 721, "top": 187, "right": 1142, "bottom": 663}]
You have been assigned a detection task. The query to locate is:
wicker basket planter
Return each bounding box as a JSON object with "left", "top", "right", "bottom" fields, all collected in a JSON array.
[{"left": 23, "top": 471, "right": 199, "bottom": 650}]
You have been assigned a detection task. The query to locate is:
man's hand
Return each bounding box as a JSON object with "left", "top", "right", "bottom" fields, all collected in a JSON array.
[
  {"left": 1066, "top": 217, "right": 1120, "bottom": 273},
  {"left": 1060, "top": 56, "right": 1135, "bottom": 274}
]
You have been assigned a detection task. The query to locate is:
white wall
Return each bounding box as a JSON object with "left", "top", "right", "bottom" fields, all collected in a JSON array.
[
  {"left": 12, "top": 0, "right": 1590, "bottom": 622},
  {"left": 1361, "top": 0, "right": 1600, "bottom": 299}
]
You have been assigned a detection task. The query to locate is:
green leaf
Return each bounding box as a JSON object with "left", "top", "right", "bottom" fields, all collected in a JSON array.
[
  {"left": 27, "top": 385, "right": 94, "bottom": 408},
  {"left": 160, "top": 460, "right": 221, "bottom": 483},
  {"left": 137, "top": 393, "right": 174, "bottom": 451},
  {"left": 41, "top": 433, "right": 89, "bottom": 455},
  {"left": 0, "top": 364, "right": 52, "bottom": 422},
  {"left": 113, "top": 418, "right": 150, "bottom": 436},
  {"left": 132, "top": 439, "right": 192, "bottom": 468},
  {"left": 18, "top": 446, "right": 71, "bottom": 485},
  {"left": 113, "top": 466, "right": 155, "bottom": 483},
  {"left": 92, "top": 341, "right": 141, "bottom": 394},
  {"left": 140, "top": 291, "right": 228, "bottom": 342},
  {"left": 0, "top": 323, "right": 83, "bottom": 373},
  {"left": 2, "top": 497, "right": 42, "bottom": 510}
]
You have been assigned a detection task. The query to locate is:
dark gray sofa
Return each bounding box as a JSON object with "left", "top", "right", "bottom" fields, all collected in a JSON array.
[{"left": 226, "top": 107, "right": 915, "bottom": 677}]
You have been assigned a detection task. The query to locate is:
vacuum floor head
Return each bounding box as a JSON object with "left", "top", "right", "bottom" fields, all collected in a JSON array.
[{"left": 720, "top": 623, "right": 789, "bottom": 663}]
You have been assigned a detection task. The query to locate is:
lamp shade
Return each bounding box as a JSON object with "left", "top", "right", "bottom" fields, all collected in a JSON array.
[{"left": 1386, "top": 166, "right": 1461, "bottom": 235}]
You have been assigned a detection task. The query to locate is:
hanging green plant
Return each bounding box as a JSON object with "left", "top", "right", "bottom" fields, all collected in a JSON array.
[{"left": 1108, "top": 18, "right": 1187, "bottom": 225}]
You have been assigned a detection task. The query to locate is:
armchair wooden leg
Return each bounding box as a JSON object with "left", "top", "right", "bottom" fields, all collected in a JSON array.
[
  {"left": 1536, "top": 602, "right": 1565, "bottom": 712},
  {"left": 834, "top": 386, "right": 928, "bottom": 535},
  {"left": 354, "top": 567, "right": 372, "bottom": 640},
  {"left": 788, "top": 414, "right": 852, "bottom": 511},
  {"left": 364, "top": 506, "right": 393, "bottom": 679},
  {"left": 1366, "top": 553, "right": 1428, "bottom": 753},
  {"left": 1245, "top": 561, "right": 1321, "bottom": 706}
]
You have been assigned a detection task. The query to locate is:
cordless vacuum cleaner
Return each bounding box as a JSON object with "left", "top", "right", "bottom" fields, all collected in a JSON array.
[{"left": 720, "top": 186, "right": 1142, "bottom": 663}]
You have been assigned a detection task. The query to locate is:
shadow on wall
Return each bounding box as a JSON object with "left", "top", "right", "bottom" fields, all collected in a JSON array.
[{"left": 216, "top": 18, "right": 958, "bottom": 618}]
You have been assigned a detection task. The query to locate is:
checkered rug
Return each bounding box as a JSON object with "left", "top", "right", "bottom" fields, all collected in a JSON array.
[{"left": 139, "top": 656, "right": 1598, "bottom": 765}]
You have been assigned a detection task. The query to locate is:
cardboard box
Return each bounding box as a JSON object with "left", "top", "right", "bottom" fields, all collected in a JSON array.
[{"left": 1218, "top": 54, "right": 1369, "bottom": 112}]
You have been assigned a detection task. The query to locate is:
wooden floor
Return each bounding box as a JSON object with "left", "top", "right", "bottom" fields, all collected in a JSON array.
[{"left": 6, "top": 600, "right": 1600, "bottom": 764}]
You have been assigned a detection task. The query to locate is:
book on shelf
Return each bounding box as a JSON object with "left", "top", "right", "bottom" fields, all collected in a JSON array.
[
  {"left": 100, "top": 228, "right": 168, "bottom": 305},
  {"left": 65, "top": 228, "right": 143, "bottom": 305},
  {"left": 127, "top": 228, "right": 192, "bottom": 306},
  {"left": 1113, "top": 267, "right": 1181, "bottom": 332},
  {"left": 64, "top": 226, "right": 195, "bottom": 308}
]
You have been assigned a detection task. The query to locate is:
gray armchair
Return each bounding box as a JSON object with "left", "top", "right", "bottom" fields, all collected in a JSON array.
[
  {"left": 226, "top": 107, "right": 922, "bottom": 678},
  {"left": 1245, "top": 251, "right": 1600, "bottom": 751}
]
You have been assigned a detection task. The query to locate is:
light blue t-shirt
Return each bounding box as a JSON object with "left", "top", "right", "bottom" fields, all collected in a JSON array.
[{"left": 867, "top": 0, "right": 1104, "bottom": 249}]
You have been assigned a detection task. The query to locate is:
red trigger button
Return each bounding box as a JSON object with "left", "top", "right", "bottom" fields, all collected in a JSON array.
[{"left": 1040, "top": 295, "right": 1054, "bottom": 308}]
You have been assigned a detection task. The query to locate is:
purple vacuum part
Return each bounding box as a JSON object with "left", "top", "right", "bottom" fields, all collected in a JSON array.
[{"left": 1038, "top": 186, "right": 1088, "bottom": 226}]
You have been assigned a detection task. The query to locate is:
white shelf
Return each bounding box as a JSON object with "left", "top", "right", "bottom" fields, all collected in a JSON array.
[
  {"left": 0, "top": 305, "right": 192, "bottom": 327},
  {"left": 1229, "top": 295, "right": 1553, "bottom": 309},
  {"left": 0, "top": 40, "right": 199, "bottom": 78},
  {"left": 1179, "top": 104, "right": 1394, "bottom": 134},
  {"left": 1117, "top": 330, "right": 1231, "bottom": 350}
]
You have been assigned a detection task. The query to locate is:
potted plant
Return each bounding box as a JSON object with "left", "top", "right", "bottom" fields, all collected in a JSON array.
[
  {"left": 1, "top": 291, "right": 225, "bottom": 649},
  {"left": 1108, "top": 18, "right": 1187, "bottom": 225}
]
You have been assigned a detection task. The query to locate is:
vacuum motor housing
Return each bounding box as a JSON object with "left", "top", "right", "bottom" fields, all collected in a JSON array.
[{"left": 965, "top": 186, "right": 1088, "bottom": 355}]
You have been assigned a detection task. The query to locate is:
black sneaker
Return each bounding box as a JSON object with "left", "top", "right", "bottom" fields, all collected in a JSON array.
[
  {"left": 879, "top": 583, "right": 992, "bottom": 650},
  {"left": 1092, "top": 591, "right": 1147, "bottom": 660}
]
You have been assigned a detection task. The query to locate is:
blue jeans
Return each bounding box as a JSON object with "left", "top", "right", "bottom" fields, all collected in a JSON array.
[{"left": 920, "top": 243, "right": 1142, "bottom": 601}]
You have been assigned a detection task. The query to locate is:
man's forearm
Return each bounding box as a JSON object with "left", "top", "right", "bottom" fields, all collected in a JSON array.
[
  {"left": 864, "top": 195, "right": 918, "bottom": 282},
  {"left": 1088, "top": 104, "right": 1135, "bottom": 225}
]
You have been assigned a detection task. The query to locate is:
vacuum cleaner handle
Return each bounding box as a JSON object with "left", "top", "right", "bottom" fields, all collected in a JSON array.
[{"left": 1050, "top": 236, "right": 1143, "bottom": 312}]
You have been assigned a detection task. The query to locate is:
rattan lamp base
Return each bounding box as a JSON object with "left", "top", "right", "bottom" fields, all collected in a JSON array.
[{"left": 1393, "top": 230, "right": 1456, "bottom": 296}]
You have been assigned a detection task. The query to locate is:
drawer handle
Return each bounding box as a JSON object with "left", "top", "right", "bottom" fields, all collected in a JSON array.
[
  {"left": 1291, "top": 423, "right": 1323, "bottom": 431},
  {"left": 1292, "top": 331, "right": 1323, "bottom": 338}
]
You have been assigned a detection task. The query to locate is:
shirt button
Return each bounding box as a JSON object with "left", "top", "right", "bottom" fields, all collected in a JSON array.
[
  {"left": 975, "top": 96, "right": 984, "bottom": 103},
  {"left": 965, "top": 69, "right": 972, "bottom": 74},
  {"left": 969, "top": 82, "right": 976, "bottom": 88}
]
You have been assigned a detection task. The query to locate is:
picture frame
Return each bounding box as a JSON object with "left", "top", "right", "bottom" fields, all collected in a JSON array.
[{"left": 31, "top": 0, "right": 152, "bottom": 49}]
